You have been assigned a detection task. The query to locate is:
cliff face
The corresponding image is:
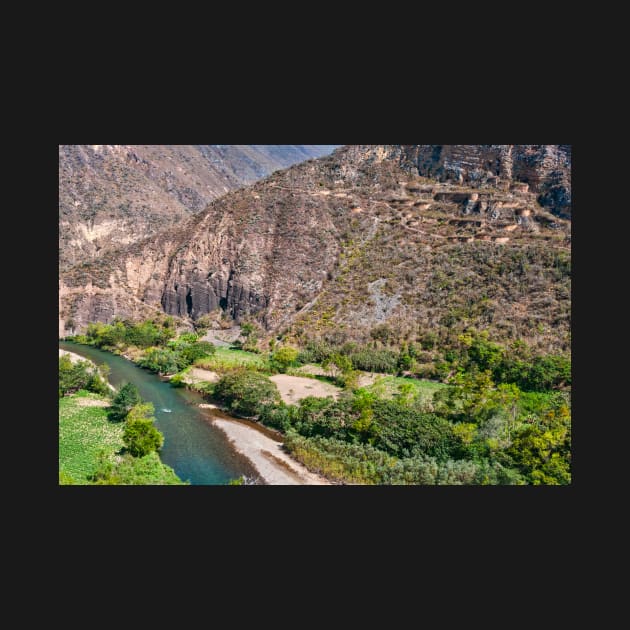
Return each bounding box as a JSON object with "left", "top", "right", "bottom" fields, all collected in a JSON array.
[
  {"left": 59, "top": 144, "right": 339, "bottom": 270},
  {"left": 377, "top": 145, "right": 572, "bottom": 218},
  {"left": 60, "top": 145, "right": 571, "bottom": 352}
]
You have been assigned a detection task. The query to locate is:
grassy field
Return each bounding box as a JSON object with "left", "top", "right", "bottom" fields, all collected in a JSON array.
[
  {"left": 365, "top": 375, "right": 448, "bottom": 404},
  {"left": 59, "top": 390, "right": 184, "bottom": 484},
  {"left": 195, "top": 346, "right": 270, "bottom": 372},
  {"left": 59, "top": 390, "right": 123, "bottom": 483}
]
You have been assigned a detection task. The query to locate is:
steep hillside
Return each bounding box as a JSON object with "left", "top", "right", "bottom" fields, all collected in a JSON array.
[
  {"left": 60, "top": 145, "right": 571, "bottom": 352},
  {"left": 59, "top": 144, "right": 339, "bottom": 269}
]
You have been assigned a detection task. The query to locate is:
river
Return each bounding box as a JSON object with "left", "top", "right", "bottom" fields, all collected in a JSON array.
[{"left": 59, "top": 341, "right": 259, "bottom": 485}]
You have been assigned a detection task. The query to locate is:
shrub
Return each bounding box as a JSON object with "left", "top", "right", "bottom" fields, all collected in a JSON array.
[
  {"left": 90, "top": 452, "right": 184, "bottom": 484},
  {"left": 123, "top": 418, "right": 164, "bottom": 457},
  {"left": 270, "top": 345, "right": 299, "bottom": 373},
  {"left": 108, "top": 383, "right": 141, "bottom": 422},
  {"left": 213, "top": 370, "right": 281, "bottom": 416},
  {"left": 137, "top": 347, "right": 184, "bottom": 374},
  {"left": 348, "top": 348, "right": 398, "bottom": 373},
  {"left": 59, "top": 355, "right": 110, "bottom": 397},
  {"left": 181, "top": 341, "right": 216, "bottom": 364},
  {"left": 371, "top": 400, "right": 461, "bottom": 460}
]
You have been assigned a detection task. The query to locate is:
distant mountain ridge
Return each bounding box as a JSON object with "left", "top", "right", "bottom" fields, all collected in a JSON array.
[{"left": 59, "top": 144, "right": 339, "bottom": 270}]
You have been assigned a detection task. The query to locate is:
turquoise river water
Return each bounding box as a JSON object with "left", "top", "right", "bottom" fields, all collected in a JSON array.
[{"left": 59, "top": 341, "right": 259, "bottom": 484}]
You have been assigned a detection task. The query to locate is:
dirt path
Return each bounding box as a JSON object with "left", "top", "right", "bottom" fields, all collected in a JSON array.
[
  {"left": 211, "top": 418, "right": 331, "bottom": 485},
  {"left": 269, "top": 374, "right": 340, "bottom": 404}
]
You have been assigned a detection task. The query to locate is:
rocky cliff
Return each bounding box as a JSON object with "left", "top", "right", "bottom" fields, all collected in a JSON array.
[
  {"left": 60, "top": 145, "right": 571, "bottom": 352},
  {"left": 59, "top": 144, "right": 339, "bottom": 270},
  {"left": 385, "top": 145, "right": 571, "bottom": 218}
]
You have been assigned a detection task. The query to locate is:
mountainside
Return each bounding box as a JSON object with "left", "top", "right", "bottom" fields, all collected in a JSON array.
[
  {"left": 60, "top": 145, "right": 571, "bottom": 353},
  {"left": 59, "top": 144, "right": 339, "bottom": 269}
]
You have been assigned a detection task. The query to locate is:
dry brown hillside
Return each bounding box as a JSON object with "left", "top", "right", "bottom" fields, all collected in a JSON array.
[
  {"left": 60, "top": 145, "right": 570, "bottom": 353},
  {"left": 59, "top": 144, "right": 339, "bottom": 270}
]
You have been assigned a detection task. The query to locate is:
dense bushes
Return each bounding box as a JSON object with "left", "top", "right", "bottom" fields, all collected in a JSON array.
[
  {"left": 123, "top": 416, "right": 164, "bottom": 457},
  {"left": 59, "top": 355, "right": 110, "bottom": 397},
  {"left": 85, "top": 318, "right": 175, "bottom": 349},
  {"left": 90, "top": 452, "right": 184, "bottom": 485},
  {"left": 371, "top": 401, "right": 462, "bottom": 459},
  {"left": 256, "top": 365, "right": 570, "bottom": 484},
  {"left": 283, "top": 433, "right": 523, "bottom": 485},
  {"left": 136, "top": 336, "right": 216, "bottom": 375},
  {"left": 296, "top": 331, "right": 570, "bottom": 392},
  {"left": 347, "top": 348, "right": 399, "bottom": 373},
  {"left": 214, "top": 370, "right": 281, "bottom": 417},
  {"left": 108, "top": 383, "right": 141, "bottom": 422}
]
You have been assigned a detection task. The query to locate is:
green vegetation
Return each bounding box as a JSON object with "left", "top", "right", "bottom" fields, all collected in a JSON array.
[
  {"left": 293, "top": 332, "right": 569, "bottom": 393},
  {"left": 59, "top": 391, "right": 125, "bottom": 481},
  {"left": 66, "top": 316, "right": 570, "bottom": 485},
  {"left": 108, "top": 383, "right": 141, "bottom": 422},
  {"left": 123, "top": 411, "right": 164, "bottom": 457},
  {"left": 59, "top": 355, "right": 110, "bottom": 398},
  {"left": 256, "top": 359, "right": 570, "bottom": 484},
  {"left": 90, "top": 452, "right": 183, "bottom": 485},
  {"left": 195, "top": 345, "right": 269, "bottom": 373},
  {"left": 213, "top": 370, "right": 282, "bottom": 417},
  {"left": 365, "top": 376, "right": 446, "bottom": 405},
  {"left": 59, "top": 382, "right": 185, "bottom": 484},
  {"left": 270, "top": 345, "right": 299, "bottom": 373}
]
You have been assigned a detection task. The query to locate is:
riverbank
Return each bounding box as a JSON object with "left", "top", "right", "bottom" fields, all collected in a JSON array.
[
  {"left": 59, "top": 349, "right": 116, "bottom": 391},
  {"left": 210, "top": 417, "right": 331, "bottom": 485}
]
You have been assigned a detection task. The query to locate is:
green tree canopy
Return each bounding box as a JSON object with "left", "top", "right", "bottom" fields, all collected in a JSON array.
[
  {"left": 108, "top": 383, "right": 141, "bottom": 422},
  {"left": 214, "top": 370, "right": 281, "bottom": 416},
  {"left": 271, "top": 345, "right": 299, "bottom": 373},
  {"left": 123, "top": 418, "right": 164, "bottom": 457}
]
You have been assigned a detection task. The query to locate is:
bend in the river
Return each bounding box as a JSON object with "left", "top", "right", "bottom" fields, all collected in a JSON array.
[{"left": 59, "top": 341, "right": 259, "bottom": 485}]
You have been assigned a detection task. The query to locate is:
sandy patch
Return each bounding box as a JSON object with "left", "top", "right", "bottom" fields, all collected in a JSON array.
[
  {"left": 75, "top": 398, "right": 110, "bottom": 407},
  {"left": 182, "top": 368, "right": 220, "bottom": 384},
  {"left": 211, "top": 418, "right": 330, "bottom": 485},
  {"left": 59, "top": 349, "right": 85, "bottom": 363},
  {"left": 295, "top": 364, "right": 386, "bottom": 388},
  {"left": 269, "top": 374, "right": 340, "bottom": 404}
]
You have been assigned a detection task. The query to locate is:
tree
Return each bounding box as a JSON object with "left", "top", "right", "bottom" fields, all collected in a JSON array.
[
  {"left": 214, "top": 370, "right": 281, "bottom": 417},
  {"left": 507, "top": 403, "right": 571, "bottom": 484},
  {"left": 59, "top": 355, "right": 91, "bottom": 395},
  {"left": 271, "top": 345, "right": 299, "bottom": 373},
  {"left": 123, "top": 418, "right": 164, "bottom": 457},
  {"left": 322, "top": 352, "right": 353, "bottom": 384},
  {"left": 108, "top": 383, "right": 141, "bottom": 422},
  {"left": 126, "top": 402, "right": 155, "bottom": 423},
  {"left": 59, "top": 356, "right": 109, "bottom": 396},
  {"left": 396, "top": 382, "right": 417, "bottom": 407},
  {"left": 181, "top": 341, "right": 216, "bottom": 364},
  {"left": 434, "top": 369, "right": 496, "bottom": 423}
]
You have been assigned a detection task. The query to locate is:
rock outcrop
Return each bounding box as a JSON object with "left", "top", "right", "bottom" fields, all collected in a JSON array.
[{"left": 376, "top": 145, "right": 571, "bottom": 218}]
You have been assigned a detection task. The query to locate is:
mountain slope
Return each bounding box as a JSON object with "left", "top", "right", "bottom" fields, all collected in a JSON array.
[
  {"left": 60, "top": 145, "right": 570, "bottom": 352},
  {"left": 58, "top": 144, "right": 339, "bottom": 269}
]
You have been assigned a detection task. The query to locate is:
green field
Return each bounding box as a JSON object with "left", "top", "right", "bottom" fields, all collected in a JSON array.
[
  {"left": 59, "top": 390, "right": 124, "bottom": 483},
  {"left": 365, "top": 375, "right": 448, "bottom": 404},
  {"left": 195, "top": 346, "right": 270, "bottom": 372},
  {"left": 59, "top": 390, "right": 184, "bottom": 485}
]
